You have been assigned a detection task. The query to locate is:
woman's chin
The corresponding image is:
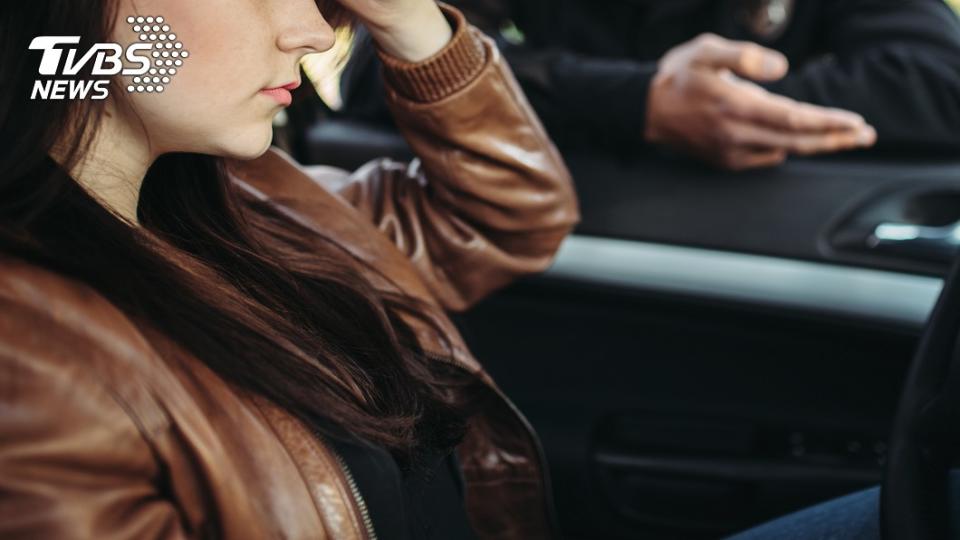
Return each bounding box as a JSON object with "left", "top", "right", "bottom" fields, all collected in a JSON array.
[{"left": 213, "top": 128, "right": 275, "bottom": 161}]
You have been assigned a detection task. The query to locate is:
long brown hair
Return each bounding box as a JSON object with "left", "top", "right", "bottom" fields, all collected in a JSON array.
[{"left": 0, "top": 0, "right": 486, "bottom": 464}]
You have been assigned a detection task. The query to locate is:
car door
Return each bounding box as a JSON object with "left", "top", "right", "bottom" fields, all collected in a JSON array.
[
  {"left": 281, "top": 80, "right": 960, "bottom": 538},
  {"left": 451, "top": 149, "right": 958, "bottom": 539}
]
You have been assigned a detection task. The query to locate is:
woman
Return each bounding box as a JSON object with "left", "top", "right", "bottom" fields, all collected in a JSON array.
[{"left": 0, "top": 0, "right": 579, "bottom": 538}]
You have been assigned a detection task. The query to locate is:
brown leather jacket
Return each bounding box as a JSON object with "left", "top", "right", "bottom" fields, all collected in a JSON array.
[{"left": 0, "top": 4, "right": 580, "bottom": 539}]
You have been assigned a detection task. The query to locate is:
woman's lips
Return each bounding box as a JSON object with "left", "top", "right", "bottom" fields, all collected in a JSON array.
[
  {"left": 259, "top": 80, "right": 300, "bottom": 107},
  {"left": 260, "top": 87, "right": 293, "bottom": 106}
]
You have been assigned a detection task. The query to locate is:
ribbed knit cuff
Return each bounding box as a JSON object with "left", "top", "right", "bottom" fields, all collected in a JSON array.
[{"left": 374, "top": 2, "right": 488, "bottom": 103}]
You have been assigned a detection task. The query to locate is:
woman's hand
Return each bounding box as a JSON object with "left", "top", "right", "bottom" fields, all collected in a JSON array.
[{"left": 335, "top": 0, "right": 453, "bottom": 62}]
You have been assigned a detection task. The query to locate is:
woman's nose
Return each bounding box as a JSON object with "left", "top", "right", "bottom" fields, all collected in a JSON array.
[{"left": 275, "top": 0, "right": 336, "bottom": 55}]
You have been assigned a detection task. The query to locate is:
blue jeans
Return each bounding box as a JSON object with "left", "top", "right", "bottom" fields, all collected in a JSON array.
[{"left": 725, "top": 471, "right": 960, "bottom": 539}]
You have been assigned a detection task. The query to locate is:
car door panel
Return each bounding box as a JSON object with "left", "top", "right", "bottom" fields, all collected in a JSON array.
[{"left": 290, "top": 118, "right": 960, "bottom": 539}]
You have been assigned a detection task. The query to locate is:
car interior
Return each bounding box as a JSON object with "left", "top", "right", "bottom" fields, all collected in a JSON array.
[{"left": 271, "top": 29, "right": 960, "bottom": 540}]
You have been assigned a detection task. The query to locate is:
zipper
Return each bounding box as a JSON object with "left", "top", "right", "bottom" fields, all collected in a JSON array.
[{"left": 314, "top": 430, "right": 378, "bottom": 540}]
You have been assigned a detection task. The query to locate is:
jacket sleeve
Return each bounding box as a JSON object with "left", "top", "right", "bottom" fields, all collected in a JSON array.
[
  {"left": 0, "top": 301, "right": 187, "bottom": 539},
  {"left": 330, "top": 2, "right": 580, "bottom": 311},
  {"left": 766, "top": 0, "right": 960, "bottom": 151}
]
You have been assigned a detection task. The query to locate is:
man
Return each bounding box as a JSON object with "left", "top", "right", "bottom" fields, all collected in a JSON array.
[{"left": 335, "top": 0, "right": 960, "bottom": 170}]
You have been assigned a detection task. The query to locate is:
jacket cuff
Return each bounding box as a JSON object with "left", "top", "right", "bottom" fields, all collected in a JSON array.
[{"left": 374, "top": 2, "right": 487, "bottom": 103}]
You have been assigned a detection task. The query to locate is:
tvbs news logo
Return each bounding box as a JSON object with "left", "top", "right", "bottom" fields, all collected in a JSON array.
[{"left": 29, "top": 15, "right": 189, "bottom": 100}]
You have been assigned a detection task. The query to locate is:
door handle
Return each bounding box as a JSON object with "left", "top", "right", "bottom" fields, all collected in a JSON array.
[{"left": 869, "top": 221, "right": 960, "bottom": 262}]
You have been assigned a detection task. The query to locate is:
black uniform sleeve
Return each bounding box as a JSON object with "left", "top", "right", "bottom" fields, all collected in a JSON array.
[
  {"left": 447, "top": 0, "right": 660, "bottom": 153},
  {"left": 765, "top": 0, "right": 960, "bottom": 151},
  {"left": 498, "top": 44, "right": 658, "bottom": 153}
]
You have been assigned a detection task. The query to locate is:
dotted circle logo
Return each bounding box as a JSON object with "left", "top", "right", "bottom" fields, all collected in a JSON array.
[{"left": 123, "top": 16, "right": 188, "bottom": 93}]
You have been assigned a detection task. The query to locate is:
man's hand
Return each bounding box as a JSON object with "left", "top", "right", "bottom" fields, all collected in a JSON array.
[{"left": 645, "top": 33, "right": 877, "bottom": 171}]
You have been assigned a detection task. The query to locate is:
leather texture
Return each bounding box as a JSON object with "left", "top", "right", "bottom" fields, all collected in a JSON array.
[{"left": 0, "top": 3, "right": 579, "bottom": 539}]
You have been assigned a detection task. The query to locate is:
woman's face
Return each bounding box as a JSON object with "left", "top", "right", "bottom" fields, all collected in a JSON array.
[{"left": 109, "top": 0, "right": 337, "bottom": 160}]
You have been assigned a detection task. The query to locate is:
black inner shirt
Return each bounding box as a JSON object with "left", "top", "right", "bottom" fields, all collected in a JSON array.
[{"left": 313, "top": 418, "right": 479, "bottom": 540}]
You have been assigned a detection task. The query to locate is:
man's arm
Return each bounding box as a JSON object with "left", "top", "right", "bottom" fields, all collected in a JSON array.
[
  {"left": 467, "top": 37, "right": 875, "bottom": 169},
  {"left": 767, "top": 0, "right": 960, "bottom": 150},
  {"left": 495, "top": 45, "right": 659, "bottom": 153},
  {"left": 525, "top": 0, "right": 960, "bottom": 153},
  {"left": 335, "top": 1, "right": 875, "bottom": 169}
]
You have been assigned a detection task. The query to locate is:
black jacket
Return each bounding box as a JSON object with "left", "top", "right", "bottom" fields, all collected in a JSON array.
[{"left": 338, "top": 0, "right": 960, "bottom": 154}]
